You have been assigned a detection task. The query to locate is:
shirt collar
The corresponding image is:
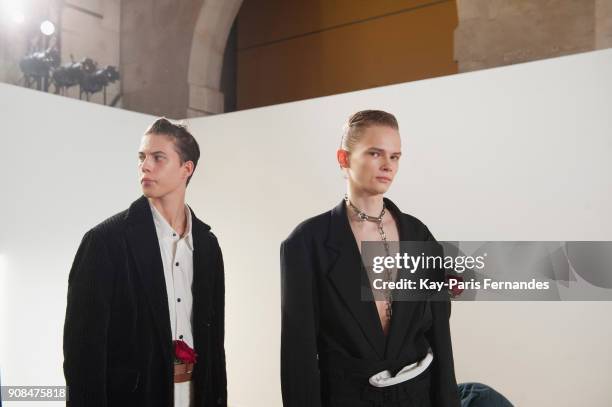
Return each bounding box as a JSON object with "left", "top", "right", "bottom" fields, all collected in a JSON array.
[{"left": 149, "top": 201, "right": 194, "bottom": 252}]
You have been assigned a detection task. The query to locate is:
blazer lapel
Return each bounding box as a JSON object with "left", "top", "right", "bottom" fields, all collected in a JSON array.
[
  {"left": 326, "top": 199, "right": 386, "bottom": 359},
  {"left": 384, "top": 198, "right": 424, "bottom": 360},
  {"left": 125, "top": 196, "right": 173, "bottom": 364}
]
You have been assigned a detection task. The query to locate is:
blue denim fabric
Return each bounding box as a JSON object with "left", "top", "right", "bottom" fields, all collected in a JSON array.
[{"left": 458, "top": 382, "right": 513, "bottom": 407}]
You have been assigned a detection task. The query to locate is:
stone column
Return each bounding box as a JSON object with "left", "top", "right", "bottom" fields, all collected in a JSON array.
[{"left": 187, "top": 0, "right": 242, "bottom": 117}]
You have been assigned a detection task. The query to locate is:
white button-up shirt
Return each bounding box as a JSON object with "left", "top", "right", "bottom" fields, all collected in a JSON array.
[{"left": 150, "top": 201, "right": 195, "bottom": 407}]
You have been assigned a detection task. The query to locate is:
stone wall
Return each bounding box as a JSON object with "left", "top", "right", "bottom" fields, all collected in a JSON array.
[
  {"left": 596, "top": 0, "right": 612, "bottom": 49},
  {"left": 0, "top": 13, "right": 27, "bottom": 85},
  {"left": 120, "top": 0, "right": 202, "bottom": 119},
  {"left": 455, "top": 0, "right": 612, "bottom": 72},
  {"left": 61, "top": 0, "right": 121, "bottom": 106},
  {"left": 120, "top": 0, "right": 242, "bottom": 119},
  {"left": 0, "top": 0, "right": 121, "bottom": 107},
  {"left": 2, "top": 1, "right": 611, "bottom": 117}
]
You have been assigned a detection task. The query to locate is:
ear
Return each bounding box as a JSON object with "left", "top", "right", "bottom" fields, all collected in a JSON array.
[
  {"left": 183, "top": 161, "right": 195, "bottom": 180},
  {"left": 337, "top": 149, "right": 350, "bottom": 169}
]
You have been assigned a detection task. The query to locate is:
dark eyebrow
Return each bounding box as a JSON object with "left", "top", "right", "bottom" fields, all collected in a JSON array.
[{"left": 138, "top": 151, "right": 167, "bottom": 156}]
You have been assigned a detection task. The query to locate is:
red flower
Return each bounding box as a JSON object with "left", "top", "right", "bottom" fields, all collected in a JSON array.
[
  {"left": 445, "top": 274, "right": 464, "bottom": 298},
  {"left": 174, "top": 339, "right": 197, "bottom": 364}
]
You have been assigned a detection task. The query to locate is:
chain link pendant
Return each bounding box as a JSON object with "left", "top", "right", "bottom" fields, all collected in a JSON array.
[{"left": 345, "top": 195, "right": 394, "bottom": 325}]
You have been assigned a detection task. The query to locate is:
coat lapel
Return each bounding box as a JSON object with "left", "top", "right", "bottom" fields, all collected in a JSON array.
[
  {"left": 125, "top": 196, "right": 173, "bottom": 364},
  {"left": 325, "top": 199, "right": 386, "bottom": 358},
  {"left": 383, "top": 198, "right": 425, "bottom": 360}
]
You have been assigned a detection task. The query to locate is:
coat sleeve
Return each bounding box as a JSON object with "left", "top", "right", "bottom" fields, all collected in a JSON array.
[
  {"left": 212, "top": 236, "right": 228, "bottom": 406},
  {"left": 63, "top": 229, "right": 116, "bottom": 407},
  {"left": 423, "top": 226, "right": 462, "bottom": 407},
  {"left": 280, "top": 233, "right": 322, "bottom": 407}
]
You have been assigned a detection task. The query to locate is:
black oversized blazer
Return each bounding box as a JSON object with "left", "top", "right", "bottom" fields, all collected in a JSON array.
[
  {"left": 280, "top": 198, "right": 460, "bottom": 407},
  {"left": 63, "top": 195, "right": 227, "bottom": 407}
]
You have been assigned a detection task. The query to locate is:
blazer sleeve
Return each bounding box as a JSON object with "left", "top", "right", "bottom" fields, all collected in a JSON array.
[
  {"left": 63, "top": 229, "right": 116, "bottom": 407},
  {"left": 280, "top": 233, "right": 322, "bottom": 407},
  {"left": 423, "top": 226, "right": 461, "bottom": 407},
  {"left": 212, "top": 236, "right": 228, "bottom": 407}
]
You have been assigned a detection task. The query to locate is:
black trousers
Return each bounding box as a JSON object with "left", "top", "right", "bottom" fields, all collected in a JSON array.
[{"left": 320, "top": 353, "right": 432, "bottom": 407}]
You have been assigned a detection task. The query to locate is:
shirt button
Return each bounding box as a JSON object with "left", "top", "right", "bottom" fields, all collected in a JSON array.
[
  {"left": 177, "top": 298, "right": 181, "bottom": 302},
  {"left": 173, "top": 233, "right": 176, "bottom": 237},
  {"left": 179, "top": 334, "right": 183, "bottom": 339},
  {"left": 175, "top": 262, "right": 179, "bottom": 267}
]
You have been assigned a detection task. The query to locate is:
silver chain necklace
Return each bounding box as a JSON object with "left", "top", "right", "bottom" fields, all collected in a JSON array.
[{"left": 345, "top": 194, "right": 394, "bottom": 322}]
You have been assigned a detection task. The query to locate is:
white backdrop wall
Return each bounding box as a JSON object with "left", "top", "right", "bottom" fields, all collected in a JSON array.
[
  {"left": 1, "top": 48, "right": 611, "bottom": 407},
  {"left": 0, "top": 85, "right": 152, "bottom": 406}
]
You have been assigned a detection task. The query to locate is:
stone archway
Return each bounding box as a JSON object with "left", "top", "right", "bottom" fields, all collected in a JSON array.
[{"left": 187, "top": 0, "right": 242, "bottom": 117}]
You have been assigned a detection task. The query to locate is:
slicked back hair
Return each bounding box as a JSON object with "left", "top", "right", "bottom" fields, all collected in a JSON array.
[{"left": 340, "top": 110, "right": 399, "bottom": 152}]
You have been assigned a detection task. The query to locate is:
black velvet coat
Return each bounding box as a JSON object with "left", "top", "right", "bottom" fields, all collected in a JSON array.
[{"left": 63, "top": 196, "right": 227, "bottom": 407}]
